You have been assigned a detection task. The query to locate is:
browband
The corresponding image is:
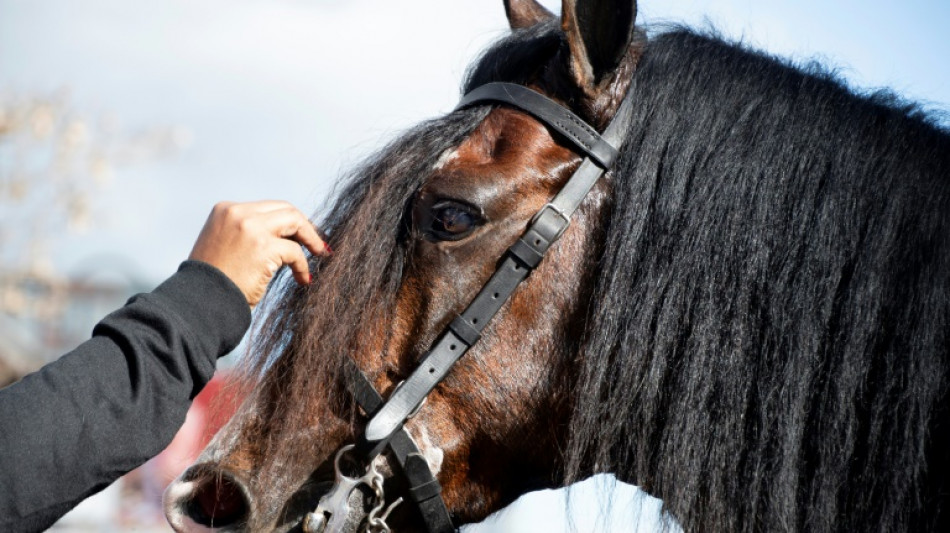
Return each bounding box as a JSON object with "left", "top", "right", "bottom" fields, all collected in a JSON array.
[{"left": 456, "top": 83, "right": 619, "bottom": 168}]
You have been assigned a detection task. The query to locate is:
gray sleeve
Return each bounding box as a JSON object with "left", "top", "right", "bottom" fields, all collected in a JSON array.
[{"left": 0, "top": 260, "right": 252, "bottom": 532}]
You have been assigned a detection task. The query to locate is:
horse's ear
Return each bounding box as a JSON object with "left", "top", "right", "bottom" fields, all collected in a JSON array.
[
  {"left": 561, "top": 0, "right": 637, "bottom": 93},
  {"left": 504, "top": 0, "right": 556, "bottom": 29}
]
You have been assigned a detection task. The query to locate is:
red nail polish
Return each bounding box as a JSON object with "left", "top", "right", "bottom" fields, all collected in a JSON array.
[
  {"left": 306, "top": 272, "right": 312, "bottom": 284},
  {"left": 325, "top": 244, "right": 334, "bottom": 255}
]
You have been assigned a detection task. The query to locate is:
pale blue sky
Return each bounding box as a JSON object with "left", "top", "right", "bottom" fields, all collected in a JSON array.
[
  {"left": 2, "top": 1, "right": 948, "bottom": 531},
  {"left": 1, "top": 0, "right": 947, "bottom": 283}
]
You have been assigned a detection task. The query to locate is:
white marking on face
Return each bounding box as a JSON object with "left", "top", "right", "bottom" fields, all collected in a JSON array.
[
  {"left": 433, "top": 148, "right": 460, "bottom": 171},
  {"left": 407, "top": 424, "right": 445, "bottom": 474}
]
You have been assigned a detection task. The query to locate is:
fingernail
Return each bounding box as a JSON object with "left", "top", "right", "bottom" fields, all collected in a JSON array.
[
  {"left": 306, "top": 272, "right": 312, "bottom": 284},
  {"left": 325, "top": 243, "right": 334, "bottom": 255}
]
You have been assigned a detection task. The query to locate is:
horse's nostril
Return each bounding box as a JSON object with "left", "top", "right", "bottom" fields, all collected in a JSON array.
[{"left": 185, "top": 471, "right": 251, "bottom": 528}]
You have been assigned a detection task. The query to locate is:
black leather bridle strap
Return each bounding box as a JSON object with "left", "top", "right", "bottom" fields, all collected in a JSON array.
[
  {"left": 457, "top": 83, "right": 619, "bottom": 168},
  {"left": 358, "top": 82, "right": 635, "bottom": 456},
  {"left": 343, "top": 359, "right": 456, "bottom": 533},
  {"left": 362, "top": 255, "right": 529, "bottom": 452}
]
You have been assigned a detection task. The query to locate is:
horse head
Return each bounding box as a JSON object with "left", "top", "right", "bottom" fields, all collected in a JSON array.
[
  {"left": 165, "top": 1, "right": 643, "bottom": 530},
  {"left": 165, "top": 0, "right": 950, "bottom": 531}
]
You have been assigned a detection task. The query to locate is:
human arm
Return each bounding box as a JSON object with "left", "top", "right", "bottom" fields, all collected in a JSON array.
[{"left": 0, "top": 201, "right": 325, "bottom": 532}]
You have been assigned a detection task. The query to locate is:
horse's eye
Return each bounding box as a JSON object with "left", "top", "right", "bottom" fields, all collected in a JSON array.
[{"left": 428, "top": 202, "right": 481, "bottom": 241}]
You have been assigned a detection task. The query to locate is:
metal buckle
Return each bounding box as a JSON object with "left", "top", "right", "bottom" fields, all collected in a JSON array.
[
  {"left": 303, "top": 444, "right": 403, "bottom": 533},
  {"left": 529, "top": 202, "right": 571, "bottom": 241}
]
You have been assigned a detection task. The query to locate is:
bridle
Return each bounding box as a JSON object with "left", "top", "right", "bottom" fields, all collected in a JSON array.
[
  {"left": 304, "top": 80, "right": 636, "bottom": 533},
  {"left": 303, "top": 80, "right": 636, "bottom": 533}
]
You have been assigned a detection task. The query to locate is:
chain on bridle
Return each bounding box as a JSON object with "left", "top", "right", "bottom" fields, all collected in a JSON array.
[{"left": 303, "top": 81, "right": 636, "bottom": 533}]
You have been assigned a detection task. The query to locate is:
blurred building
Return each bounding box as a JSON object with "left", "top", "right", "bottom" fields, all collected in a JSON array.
[{"left": 0, "top": 265, "right": 150, "bottom": 380}]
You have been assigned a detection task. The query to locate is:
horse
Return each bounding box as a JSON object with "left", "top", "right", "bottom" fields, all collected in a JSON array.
[{"left": 164, "top": 0, "right": 950, "bottom": 531}]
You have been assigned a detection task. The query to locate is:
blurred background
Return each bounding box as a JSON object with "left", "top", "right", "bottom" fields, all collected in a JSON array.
[{"left": 1, "top": 0, "right": 947, "bottom": 531}]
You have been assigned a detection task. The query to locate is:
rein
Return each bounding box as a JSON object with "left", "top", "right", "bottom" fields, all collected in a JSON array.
[{"left": 303, "top": 81, "right": 635, "bottom": 533}]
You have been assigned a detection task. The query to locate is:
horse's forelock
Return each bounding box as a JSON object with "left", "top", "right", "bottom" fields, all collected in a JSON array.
[{"left": 225, "top": 109, "right": 491, "bottom": 477}]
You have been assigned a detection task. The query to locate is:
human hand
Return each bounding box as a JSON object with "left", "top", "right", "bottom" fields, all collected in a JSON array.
[{"left": 188, "top": 201, "right": 328, "bottom": 307}]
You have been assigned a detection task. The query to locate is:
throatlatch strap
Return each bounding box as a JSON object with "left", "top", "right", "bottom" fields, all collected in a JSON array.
[
  {"left": 361, "top": 82, "right": 636, "bottom": 453},
  {"left": 343, "top": 360, "right": 456, "bottom": 533}
]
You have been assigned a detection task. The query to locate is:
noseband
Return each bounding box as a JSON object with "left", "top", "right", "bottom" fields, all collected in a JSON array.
[{"left": 304, "top": 81, "right": 635, "bottom": 533}]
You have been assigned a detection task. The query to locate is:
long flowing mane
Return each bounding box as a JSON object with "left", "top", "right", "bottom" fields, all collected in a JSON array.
[{"left": 567, "top": 29, "right": 950, "bottom": 532}]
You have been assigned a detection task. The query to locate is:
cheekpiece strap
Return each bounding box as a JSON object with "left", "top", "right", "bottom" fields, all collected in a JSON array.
[
  {"left": 346, "top": 80, "right": 636, "bottom": 533},
  {"left": 361, "top": 83, "right": 626, "bottom": 452}
]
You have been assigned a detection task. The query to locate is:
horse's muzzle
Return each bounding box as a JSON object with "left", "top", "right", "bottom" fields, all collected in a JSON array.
[{"left": 164, "top": 463, "right": 253, "bottom": 532}]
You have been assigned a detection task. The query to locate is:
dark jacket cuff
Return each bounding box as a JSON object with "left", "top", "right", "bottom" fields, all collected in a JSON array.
[{"left": 148, "top": 260, "right": 252, "bottom": 357}]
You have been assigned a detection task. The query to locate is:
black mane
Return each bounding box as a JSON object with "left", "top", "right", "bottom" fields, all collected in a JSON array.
[{"left": 566, "top": 29, "right": 950, "bottom": 532}]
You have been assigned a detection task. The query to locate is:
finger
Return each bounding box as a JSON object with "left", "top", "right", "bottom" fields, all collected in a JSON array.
[
  {"left": 241, "top": 200, "right": 297, "bottom": 215},
  {"left": 289, "top": 218, "right": 327, "bottom": 256},
  {"left": 257, "top": 207, "right": 328, "bottom": 255},
  {"left": 275, "top": 239, "right": 312, "bottom": 285}
]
